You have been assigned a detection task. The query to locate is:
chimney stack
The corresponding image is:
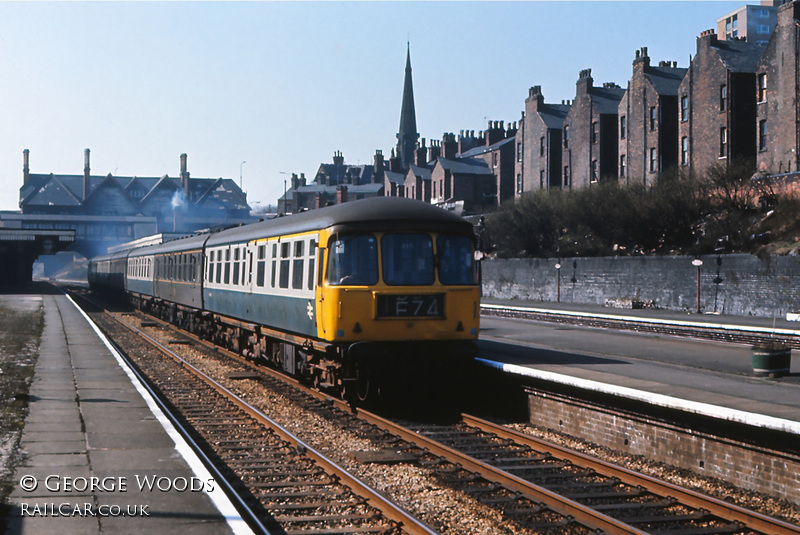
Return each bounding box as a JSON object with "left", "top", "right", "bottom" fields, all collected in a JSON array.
[
  {"left": 373, "top": 150, "right": 385, "bottom": 183},
  {"left": 442, "top": 133, "right": 458, "bottom": 159},
  {"left": 180, "top": 153, "right": 190, "bottom": 198},
  {"left": 336, "top": 185, "right": 348, "bottom": 204},
  {"left": 23, "top": 149, "right": 29, "bottom": 185},
  {"left": 83, "top": 148, "right": 91, "bottom": 200},
  {"left": 415, "top": 138, "right": 427, "bottom": 166}
]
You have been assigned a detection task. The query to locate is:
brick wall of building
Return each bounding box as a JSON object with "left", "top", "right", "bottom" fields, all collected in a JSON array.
[
  {"left": 757, "top": 2, "right": 800, "bottom": 175},
  {"left": 678, "top": 32, "right": 759, "bottom": 176}
]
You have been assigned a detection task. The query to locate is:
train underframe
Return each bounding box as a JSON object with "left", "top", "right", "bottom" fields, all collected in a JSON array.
[{"left": 128, "top": 293, "right": 476, "bottom": 402}]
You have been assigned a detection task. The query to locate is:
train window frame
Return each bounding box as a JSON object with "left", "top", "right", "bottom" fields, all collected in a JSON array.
[
  {"left": 256, "top": 244, "right": 266, "bottom": 287},
  {"left": 292, "top": 246, "right": 304, "bottom": 290},
  {"left": 242, "top": 251, "right": 247, "bottom": 286},
  {"left": 381, "top": 233, "right": 435, "bottom": 286},
  {"left": 326, "top": 234, "right": 378, "bottom": 286},
  {"left": 271, "top": 243, "right": 278, "bottom": 288},
  {"left": 224, "top": 247, "right": 231, "bottom": 285},
  {"left": 437, "top": 234, "right": 477, "bottom": 285}
]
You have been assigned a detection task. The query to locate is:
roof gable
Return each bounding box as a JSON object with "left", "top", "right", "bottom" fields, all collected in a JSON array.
[{"left": 21, "top": 174, "right": 82, "bottom": 207}]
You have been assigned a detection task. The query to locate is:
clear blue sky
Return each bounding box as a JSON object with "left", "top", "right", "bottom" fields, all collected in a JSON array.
[{"left": 0, "top": 1, "right": 744, "bottom": 211}]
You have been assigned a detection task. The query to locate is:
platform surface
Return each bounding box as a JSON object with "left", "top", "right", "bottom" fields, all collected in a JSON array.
[
  {"left": 1, "top": 290, "right": 245, "bottom": 534},
  {"left": 479, "top": 298, "right": 800, "bottom": 433}
]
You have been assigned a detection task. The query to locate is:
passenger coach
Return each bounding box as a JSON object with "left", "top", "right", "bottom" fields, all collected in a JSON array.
[{"left": 90, "top": 197, "right": 480, "bottom": 397}]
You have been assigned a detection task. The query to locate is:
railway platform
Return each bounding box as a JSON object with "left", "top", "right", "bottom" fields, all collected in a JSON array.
[
  {"left": 479, "top": 297, "right": 800, "bottom": 431},
  {"left": 1, "top": 287, "right": 250, "bottom": 534},
  {"left": 478, "top": 298, "right": 800, "bottom": 503}
]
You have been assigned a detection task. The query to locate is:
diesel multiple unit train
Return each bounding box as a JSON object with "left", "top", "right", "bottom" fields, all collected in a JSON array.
[{"left": 89, "top": 197, "right": 480, "bottom": 397}]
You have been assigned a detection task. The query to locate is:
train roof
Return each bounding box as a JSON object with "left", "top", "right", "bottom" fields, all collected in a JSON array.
[
  {"left": 90, "top": 198, "right": 475, "bottom": 261},
  {"left": 205, "top": 197, "right": 474, "bottom": 246},
  {"left": 128, "top": 233, "right": 210, "bottom": 256}
]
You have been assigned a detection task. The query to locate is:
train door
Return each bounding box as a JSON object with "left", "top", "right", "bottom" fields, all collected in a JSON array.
[{"left": 315, "top": 231, "right": 329, "bottom": 339}]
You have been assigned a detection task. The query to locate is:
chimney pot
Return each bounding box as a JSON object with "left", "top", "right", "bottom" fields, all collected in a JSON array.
[{"left": 23, "top": 149, "right": 30, "bottom": 185}]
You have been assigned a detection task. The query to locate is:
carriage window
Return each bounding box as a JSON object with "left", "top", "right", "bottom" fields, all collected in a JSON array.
[
  {"left": 292, "top": 242, "right": 304, "bottom": 289},
  {"left": 307, "top": 239, "right": 316, "bottom": 290},
  {"left": 382, "top": 234, "right": 434, "bottom": 286},
  {"left": 307, "top": 258, "right": 315, "bottom": 290},
  {"left": 326, "top": 235, "right": 378, "bottom": 286},
  {"left": 279, "top": 242, "right": 290, "bottom": 288},
  {"left": 437, "top": 235, "right": 476, "bottom": 285},
  {"left": 216, "top": 251, "right": 222, "bottom": 284},
  {"left": 256, "top": 245, "right": 266, "bottom": 287},
  {"left": 271, "top": 243, "right": 277, "bottom": 288},
  {"left": 233, "top": 256, "right": 240, "bottom": 285},
  {"left": 208, "top": 254, "right": 215, "bottom": 282}
]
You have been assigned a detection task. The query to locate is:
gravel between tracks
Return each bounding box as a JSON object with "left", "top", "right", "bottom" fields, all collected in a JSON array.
[
  {"left": 135, "top": 324, "right": 544, "bottom": 535},
  {"left": 505, "top": 422, "right": 800, "bottom": 528},
  {"left": 111, "top": 313, "right": 800, "bottom": 532}
]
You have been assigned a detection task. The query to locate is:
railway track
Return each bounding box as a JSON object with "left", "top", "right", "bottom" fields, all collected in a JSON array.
[
  {"left": 84, "top": 304, "right": 436, "bottom": 535},
  {"left": 481, "top": 303, "right": 800, "bottom": 348},
  {"left": 70, "top": 290, "right": 800, "bottom": 535}
]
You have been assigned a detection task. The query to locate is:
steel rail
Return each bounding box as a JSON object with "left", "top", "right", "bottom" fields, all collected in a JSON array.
[
  {"left": 106, "top": 309, "right": 439, "bottom": 535},
  {"left": 481, "top": 303, "right": 800, "bottom": 347},
  {"left": 84, "top": 293, "right": 797, "bottom": 534},
  {"left": 348, "top": 409, "right": 649, "bottom": 535},
  {"left": 462, "top": 413, "right": 800, "bottom": 535}
]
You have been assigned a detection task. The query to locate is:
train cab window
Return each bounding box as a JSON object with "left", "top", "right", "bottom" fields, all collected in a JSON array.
[
  {"left": 437, "top": 235, "right": 476, "bottom": 285},
  {"left": 256, "top": 245, "right": 266, "bottom": 287},
  {"left": 326, "top": 235, "right": 378, "bottom": 286},
  {"left": 381, "top": 234, "right": 434, "bottom": 286}
]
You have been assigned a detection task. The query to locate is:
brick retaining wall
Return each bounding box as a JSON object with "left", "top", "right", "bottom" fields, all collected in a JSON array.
[
  {"left": 527, "top": 388, "right": 800, "bottom": 504},
  {"left": 482, "top": 254, "right": 800, "bottom": 317}
]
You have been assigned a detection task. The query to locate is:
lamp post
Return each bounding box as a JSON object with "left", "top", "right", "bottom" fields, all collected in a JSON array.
[
  {"left": 239, "top": 161, "right": 246, "bottom": 189},
  {"left": 692, "top": 258, "right": 703, "bottom": 313},
  {"left": 555, "top": 261, "right": 562, "bottom": 303}
]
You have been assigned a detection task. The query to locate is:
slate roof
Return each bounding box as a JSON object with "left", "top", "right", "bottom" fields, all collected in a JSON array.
[
  {"left": 20, "top": 173, "right": 249, "bottom": 213},
  {"left": 436, "top": 157, "right": 494, "bottom": 175},
  {"left": 384, "top": 170, "right": 406, "bottom": 186},
  {"left": 458, "top": 137, "right": 515, "bottom": 158},
  {"left": 646, "top": 65, "right": 688, "bottom": 95},
  {"left": 283, "top": 182, "right": 383, "bottom": 202},
  {"left": 315, "top": 163, "right": 376, "bottom": 185},
  {"left": 589, "top": 85, "right": 626, "bottom": 114},
  {"left": 711, "top": 38, "right": 765, "bottom": 73},
  {"left": 408, "top": 164, "right": 432, "bottom": 180},
  {"left": 537, "top": 103, "right": 570, "bottom": 129}
]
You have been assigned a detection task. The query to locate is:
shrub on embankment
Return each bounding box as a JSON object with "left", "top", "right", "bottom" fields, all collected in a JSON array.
[{"left": 483, "top": 162, "right": 800, "bottom": 258}]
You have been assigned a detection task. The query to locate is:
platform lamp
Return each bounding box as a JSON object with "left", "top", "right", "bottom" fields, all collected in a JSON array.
[
  {"left": 692, "top": 258, "right": 703, "bottom": 313},
  {"left": 239, "top": 161, "right": 246, "bottom": 189},
  {"left": 554, "top": 261, "right": 562, "bottom": 303}
]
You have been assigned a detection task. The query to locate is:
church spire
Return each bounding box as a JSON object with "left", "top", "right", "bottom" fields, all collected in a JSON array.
[{"left": 396, "top": 42, "right": 419, "bottom": 169}]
